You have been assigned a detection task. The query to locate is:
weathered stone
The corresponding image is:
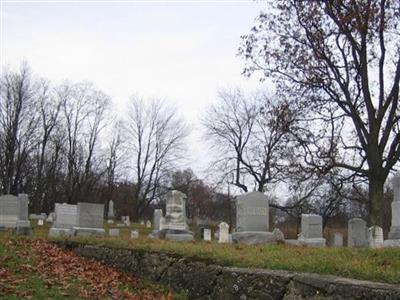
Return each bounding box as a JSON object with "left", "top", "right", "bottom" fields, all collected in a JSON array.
[
  {"left": 235, "top": 191, "right": 269, "bottom": 232},
  {"left": 73, "top": 228, "right": 105, "bottom": 237},
  {"left": 15, "top": 220, "right": 32, "bottom": 235},
  {"left": 300, "top": 214, "right": 323, "bottom": 239},
  {"left": 18, "top": 194, "right": 29, "bottom": 221},
  {"left": 76, "top": 202, "right": 104, "bottom": 228},
  {"left": 368, "top": 226, "right": 383, "bottom": 249},
  {"left": 109, "top": 228, "right": 120, "bottom": 236},
  {"left": 348, "top": 218, "right": 368, "bottom": 247},
  {"left": 153, "top": 209, "right": 162, "bottom": 231},
  {"left": 54, "top": 203, "right": 77, "bottom": 229},
  {"left": 333, "top": 233, "right": 343, "bottom": 247},
  {"left": 131, "top": 230, "right": 139, "bottom": 239},
  {"left": 107, "top": 200, "right": 115, "bottom": 220},
  {"left": 164, "top": 190, "right": 188, "bottom": 231},
  {"left": 0, "top": 194, "right": 19, "bottom": 228},
  {"left": 232, "top": 231, "right": 276, "bottom": 245},
  {"left": 203, "top": 229, "right": 211, "bottom": 241},
  {"left": 165, "top": 233, "right": 194, "bottom": 241},
  {"left": 57, "top": 241, "right": 400, "bottom": 300},
  {"left": 38, "top": 219, "right": 44, "bottom": 226},
  {"left": 218, "top": 222, "right": 229, "bottom": 243},
  {"left": 272, "top": 228, "right": 285, "bottom": 243},
  {"left": 146, "top": 220, "right": 151, "bottom": 228},
  {"left": 388, "top": 173, "right": 400, "bottom": 241}
]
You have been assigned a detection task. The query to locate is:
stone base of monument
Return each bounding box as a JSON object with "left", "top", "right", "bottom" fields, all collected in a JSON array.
[
  {"left": 15, "top": 220, "right": 32, "bottom": 236},
  {"left": 149, "top": 229, "right": 193, "bottom": 241},
  {"left": 72, "top": 227, "right": 105, "bottom": 237},
  {"left": 285, "top": 238, "right": 326, "bottom": 247},
  {"left": 232, "top": 232, "right": 276, "bottom": 245},
  {"left": 49, "top": 227, "right": 74, "bottom": 237},
  {"left": 383, "top": 239, "right": 400, "bottom": 247}
]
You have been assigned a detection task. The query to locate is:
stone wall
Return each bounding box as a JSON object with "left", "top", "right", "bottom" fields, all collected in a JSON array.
[{"left": 56, "top": 241, "right": 400, "bottom": 300}]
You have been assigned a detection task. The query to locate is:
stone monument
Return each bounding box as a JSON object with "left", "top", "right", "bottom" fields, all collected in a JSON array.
[
  {"left": 333, "top": 232, "right": 343, "bottom": 247},
  {"left": 153, "top": 209, "right": 162, "bottom": 231},
  {"left": 218, "top": 222, "right": 229, "bottom": 243},
  {"left": 149, "top": 190, "right": 193, "bottom": 241},
  {"left": 348, "top": 218, "right": 368, "bottom": 247},
  {"left": 297, "top": 214, "right": 326, "bottom": 247},
  {"left": 16, "top": 194, "right": 32, "bottom": 235},
  {"left": 0, "top": 194, "right": 20, "bottom": 228},
  {"left": 107, "top": 200, "right": 115, "bottom": 221},
  {"left": 368, "top": 226, "right": 384, "bottom": 248},
  {"left": 49, "top": 203, "right": 77, "bottom": 237},
  {"left": 232, "top": 191, "right": 278, "bottom": 245},
  {"left": 203, "top": 228, "right": 211, "bottom": 241},
  {"left": 72, "top": 202, "right": 105, "bottom": 236},
  {"left": 385, "top": 173, "right": 400, "bottom": 247}
]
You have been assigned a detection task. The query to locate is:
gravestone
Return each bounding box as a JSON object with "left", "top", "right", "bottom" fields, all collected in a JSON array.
[
  {"left": 385, "top": 173, "right": 400, "bottom": 247},
  {"left": 333, "top": 233, "right": 343, "bottom": 247},
  {"left": 297, "top": 214, "right": 326, "bottom": 247},
  {"left": 146, "top": 220, "right": 151, "bottom": 228},
  {"left": 131, "top": 230, "right": 139, "bottom": 239},
  {"left": 153, "top": 209, "right": 162, "bottom": 231},
  {"left": 0, "top": 195, "right": 19, "bottom": 228},
  {"left": 232, "top": 191, "right": 280, "bottom": 245},
  {"left": 368, "top": 226, "right": 384, "bottom": 248},
  {"left": 203, "top": 228, "right": 211, "bottom": 241},
  {"left": 72, "top": 202, "right": 105, "bottom": 237},
  {"left": 122, "top": 216, "right": 131, "bottom": 227},
  {"left": 109, "top": 228, "right": 120, "bottom": 236},
  {"left": 149, "top": 190, "right": 193, "bottom": 241},
  {"left": 38, "top": 219, "right": 44, "bottom": 226},
  {"left": 348, "top": 218, "right": 368, "bottom": 247},
  {"left": 49, "top": 203, "right": 77, "bottom": 237},
  {"left": 18, "top": 194, "right": 29, "bottom": 221},
  {"left": 218, "top": 222, "right": 229, "bottom": 243},
  {"left": 107, "top": 200, "right": 115, "bottom": 220}
]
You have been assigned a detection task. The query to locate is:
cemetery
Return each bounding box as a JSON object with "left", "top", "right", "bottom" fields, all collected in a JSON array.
[{"left": 1, "top": 1, "right": 400, "bottom": 299}]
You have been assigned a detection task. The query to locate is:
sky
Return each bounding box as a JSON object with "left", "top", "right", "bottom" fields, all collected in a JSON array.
[{"left": 1, "top": 0, "right": 267, "bottom": 178}]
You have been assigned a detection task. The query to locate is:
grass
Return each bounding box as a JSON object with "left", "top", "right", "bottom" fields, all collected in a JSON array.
[{"left": 7, "top": 220, "right": 400, "bottom": 286}]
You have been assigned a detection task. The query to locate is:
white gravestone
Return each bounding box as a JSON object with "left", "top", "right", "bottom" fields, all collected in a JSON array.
[
  {"left": 348, "top": 218, "right": 368, "bottom": 247},
  {"left": 298, "top": 214, "right": 326, "bottom": 247},
  {"left": 38, "top": 219, "right": 44, "bottom": 226},
  {"left": 107, "top": 200, "right": 115, "bottom": 220},
  {"left": 18, "top": 194, "right": 29, "bottom": 221},
  {"left": 153, "top": 209, "right": 162, "bottom": 231},
  {"left": 0, "top": 195, "right": 20, "bottom": 228},
  {"left": 232, "top": 191, "right": 277, "bottom": 245},
  {"left": 73, "top": 202, "right": 105, "bottom": 237},
  {"left": 49, "top": 203, "right": 77, "bottom": 237},
  {"left": 218, "top": 222, "right": 229, "bottom": 243},
  {"left": 131, "top": 230, "right": 139, "bottom": 239},
  {"left": 109, "top": 228, "right": 120, "bottom": 236},
  {"left": 333, "top": 233, "right": 343, "bottom": 247},
  {"left": 203, "top": 228, "right": 211, "bottom": 241},
  {"left": 368, "top": 226, "right": 384, "bottom": 249},
  {"left": 146, "top": 220, "right": 152, "bottom": 228},
  {"left": 164, "top": 190, "right": 188, "bottom": 231}
]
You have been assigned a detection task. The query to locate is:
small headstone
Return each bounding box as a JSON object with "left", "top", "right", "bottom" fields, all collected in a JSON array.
[
  {"left": 203, "top": 228, "right": 211, "bottom": 241},
  {"left": 38, "top": 219, "right": 44, "bottom": 226},
  {"left": 348, "top": 218, "right": 368, "bottom": 247},
  {"left": 131, "top": 230, "right": 139, "bottom": 239},
  {"left": 333, "top": 233, "right": 343, "bottom": 247},
  {"left": 107, "top": 219, "right": 114, "bottom": 224},
  {"left": 218, "top": 222, "right": 229, "bottom": 243},
  {"left": 116, "top": 223, "right": 125, "bottom": 227},
  {"left": 109, "top": 228, "right": 120, "bottom": 236},
  {"left": 159, "top": 217, "right": 166, "bottom": 230},
  {"left": 146, "top": 220, "right": 151, "bottom": 228},
  {"left": 368, "top": 226, "right": 383, "bottom": 249},
  {"left": 272, "top": 228, "right": 285, "bottom": 243},
  {"left": 153, "top": 209, "right": 162, "bottom": 231},
  {"left": 16, "top": 220, "right": 32, "bottom": 235}
]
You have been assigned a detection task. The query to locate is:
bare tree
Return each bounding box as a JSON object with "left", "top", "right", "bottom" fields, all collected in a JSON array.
[
  {"left": 203, "top": 88, "right": 296, "bottom": 193},
  {"left": 126, "top": 96, "right": 188, "bottom": 221},
  {"left": 240, "top": 0, "right": 400, "bottom": 226}
]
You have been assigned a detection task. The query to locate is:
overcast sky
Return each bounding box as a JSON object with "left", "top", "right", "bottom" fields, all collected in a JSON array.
[{"left": 2, "top": 0, "right": 267, "bottom": 176}]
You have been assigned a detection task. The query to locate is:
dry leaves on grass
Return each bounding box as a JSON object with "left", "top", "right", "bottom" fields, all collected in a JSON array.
[{"left": 16, "top": 239, "right": 174, "bottom": 300}]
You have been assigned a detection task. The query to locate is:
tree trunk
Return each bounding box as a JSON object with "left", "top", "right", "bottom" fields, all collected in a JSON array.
[{"left": 368, "top": 176, "right": 384, "bottom": 227}]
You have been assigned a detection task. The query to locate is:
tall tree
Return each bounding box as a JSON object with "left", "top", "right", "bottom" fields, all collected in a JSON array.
[
  {"left": 127, "top": 96, "right": 188, "bottom": 221},
  {"left": 240, "top": 0, "right": 400, "bottom": 226}
]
